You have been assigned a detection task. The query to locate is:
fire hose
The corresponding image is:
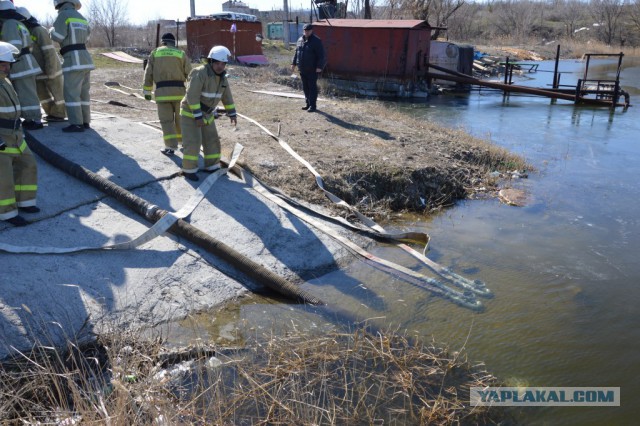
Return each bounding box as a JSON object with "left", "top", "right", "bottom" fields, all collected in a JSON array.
[{"left": 23, "top": 132, "right": 324, "bottom": 306}]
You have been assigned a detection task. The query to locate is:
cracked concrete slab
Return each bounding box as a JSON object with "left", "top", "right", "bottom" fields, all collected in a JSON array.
[{"left": 0, "top": 113, "right": 360, "bottom": 359}]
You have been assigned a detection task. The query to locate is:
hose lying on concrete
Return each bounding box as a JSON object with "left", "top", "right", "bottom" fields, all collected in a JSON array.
[
  {"left": 238, "top": 111, "right": 491, "bottom": 302},
  {"left": 24, "top": 132, "right": 324, "bottom": 306}
]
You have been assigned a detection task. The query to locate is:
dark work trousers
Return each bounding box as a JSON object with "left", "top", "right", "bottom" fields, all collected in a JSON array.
[{"left": 300, "top": 72, "right": 318, "bottom": 108}]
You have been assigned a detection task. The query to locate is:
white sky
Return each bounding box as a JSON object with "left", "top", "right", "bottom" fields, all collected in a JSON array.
[{"left": 17, "top": 0, "right": 300, "bottom": 26}]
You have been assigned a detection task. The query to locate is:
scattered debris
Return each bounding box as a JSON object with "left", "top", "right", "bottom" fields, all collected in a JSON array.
[
  {"left": 100, "top": 51, "right": 144, "bottom": 64},
  {"left": 499, "top": 188, "right": 529, "bottom": 206}
]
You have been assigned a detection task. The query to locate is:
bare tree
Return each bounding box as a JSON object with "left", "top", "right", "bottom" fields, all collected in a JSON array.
[
  {"left": 401, "top": 0, "right": 466, "bottom": 38},
  {"left": 385, "top": 0, "right": 403, "bottom": 18},
  {"left": 445, "top": 2, "right": 485, "bottom": 41},
  {"left": 589, "top": 0, "right": 625, "bottom": 45},
  {"left": 350, "top": 0, "right": 371, "bottom": 17},
  {"left": 557, "top": 0, "right": 588, "bottom": 38},
  {"left": 487, "top": 0, "right": 540, "bottom": 42},
  {"left": 431, "top": 0, "right": 467, "bottom": 38},
  {"left": 87, "top": 0, "right": 130, "bottom": 47},
  {"left": 365, "top": 0, "right": 373, "bottom": 18},
  {"left": 631, "top": 0, "right": 640, "bottom": 31}
]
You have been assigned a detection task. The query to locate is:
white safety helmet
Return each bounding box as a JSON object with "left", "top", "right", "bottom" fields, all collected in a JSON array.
[
  {"left": 16, "top": 6, "right": 31, "bottom": 20},
  {"left": 0, "top": 42, "right": 19, "bottom": 63},
  {"left": 208, "top": 45, "right": 231, "bottom": 63},
  {"left": 0, "top": 0, "right": 16, "bottom": 11},
  {"left": 54, "top": 0, "right": 81, "bottom": 10}
]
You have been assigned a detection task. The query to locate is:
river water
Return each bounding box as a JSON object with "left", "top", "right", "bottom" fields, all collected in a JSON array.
[
  {"left": 310, "top": 57, "right": 640, "bottom": 424},
  {"left": 176, "top": 57, "right": 640, "bottom": 424}
]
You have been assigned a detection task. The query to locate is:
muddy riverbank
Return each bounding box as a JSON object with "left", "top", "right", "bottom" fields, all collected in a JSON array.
[{"left": 92, "top": 51, "right": 527, "bottom": 220}]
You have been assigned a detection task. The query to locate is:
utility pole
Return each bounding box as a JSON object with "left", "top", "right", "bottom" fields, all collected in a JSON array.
[
  {"left": 190, "top": 0, "right": 195, "bottom": 18},
  {"left": 283, "top": 0, "right": 289, "bottom": 48}
]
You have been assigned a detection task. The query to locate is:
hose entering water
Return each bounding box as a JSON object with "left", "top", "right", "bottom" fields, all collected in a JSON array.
[{"left": 25, "top": 132, "right": 324, "bottom": 306}]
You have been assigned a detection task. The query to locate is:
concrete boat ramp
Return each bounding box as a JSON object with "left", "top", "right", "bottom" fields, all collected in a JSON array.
[{"left": 0, "top": 113, "right": 355, "bottom": 360}]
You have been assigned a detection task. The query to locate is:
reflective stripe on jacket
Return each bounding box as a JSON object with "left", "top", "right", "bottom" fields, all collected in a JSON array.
[
  {"left": 180, "top": 65, "right": 236, "bottom": 120},
  {"left": 1, "top": 20, "right": 42, "bottom": 80},
  {"left": 143, "top": 45, "right": 191, "bottom": 102},
  {"left": 50, "top": 4, "right": 95, "bottom": 73},
  {"left": 27, "top": 24, "right": 63, "bottom": 81},
  {"left": 0, "top": 77, "right": 23, "bottom": 141}
]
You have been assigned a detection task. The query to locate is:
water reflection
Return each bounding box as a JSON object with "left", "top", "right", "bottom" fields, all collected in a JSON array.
[
  {"left": 371, "top": 57, "right": 639, "bottom": 425},
  {"left": 299, "top": 57, "right": 639, "bottom": 424},
  {"left": 174, "top": 57, "right": 639, "bottom": 425}
]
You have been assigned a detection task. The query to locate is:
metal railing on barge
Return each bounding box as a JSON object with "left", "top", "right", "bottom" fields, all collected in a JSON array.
[{"left": 428, "top": 48, "right": 630, "bottom": 109}]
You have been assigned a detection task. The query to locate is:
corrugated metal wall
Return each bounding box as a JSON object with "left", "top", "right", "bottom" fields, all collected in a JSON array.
[{"left": 312, "top": 20, "right": 432, "bottom": 83}]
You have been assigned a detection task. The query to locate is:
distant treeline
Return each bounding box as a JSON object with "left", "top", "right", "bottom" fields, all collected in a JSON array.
[
  {"left": 81, "top": 0, "right": 640, "bottom": 49},
  {"left": 372, "top": 0, "right": 640, "bottom": 47}
]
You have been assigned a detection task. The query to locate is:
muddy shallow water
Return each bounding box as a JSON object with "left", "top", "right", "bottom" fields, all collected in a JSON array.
[
  {"left": 167, "top": 57, "right": 640, "bottom": 424},
  {"left": 374, "top": 57, "right": 640, "bottom": 424}
]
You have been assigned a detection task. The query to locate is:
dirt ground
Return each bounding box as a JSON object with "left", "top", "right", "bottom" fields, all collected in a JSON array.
[{"left": 90, "top": 50, "right": 526, "bottom": 220}]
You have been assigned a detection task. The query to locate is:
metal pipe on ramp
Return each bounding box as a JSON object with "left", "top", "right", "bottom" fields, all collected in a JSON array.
[
  {"left": 427, "top": 63, "right": 627, "bottom": 107},
  {"left": 24, "top": 133, "right": 324, "bottom": 306},
  {"left": 427, "top": 63, "right": 578, "bottom": 101}
]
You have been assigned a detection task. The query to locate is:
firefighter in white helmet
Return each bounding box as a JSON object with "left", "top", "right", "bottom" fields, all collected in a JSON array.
[
  {"left": 0, "top": 1, "right": 44, "bottom": 130},
  {"left": 16, "top": 7, "right": 66, "bottom": 122},
  {"left": 143, "top": 32, "right": 191, "bottom": 156},
  {"left": 0, "top": 41, "right": 39, "bottom": 227},
  {"left": 179, "top": 45, "right": 237, "bottom": 181},
  {"left": 50, "top": 0, "right": 94, "bottom": 132}
]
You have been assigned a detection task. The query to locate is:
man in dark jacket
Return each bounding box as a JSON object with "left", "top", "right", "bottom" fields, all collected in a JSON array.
[{"left": 291, "top": 23, "right": 325, "bottom": 112}]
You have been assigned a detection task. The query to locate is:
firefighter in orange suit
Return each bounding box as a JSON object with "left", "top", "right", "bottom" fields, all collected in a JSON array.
[
  {"left": 0, "top": 41, "right": 39, "bottom": 227},
  {"left": 179, "top": 45, "right": 236, "bottom": 181},
  {"left": 143, "top": 32, "right": 191, "bottom": 156}
]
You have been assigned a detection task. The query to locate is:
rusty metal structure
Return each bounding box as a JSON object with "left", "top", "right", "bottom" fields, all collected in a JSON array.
[
  {"left": 185, "top": 16, "right": 266, "bottom": 65},
  {"left": 428, "top": 51, "right": 630, "bottom": 108},
  {"left": 574, "top": 53, "right": 628, "bottom": 106},
  {"left": 312, "top": 19, "right": 433, "bottom": 97}
]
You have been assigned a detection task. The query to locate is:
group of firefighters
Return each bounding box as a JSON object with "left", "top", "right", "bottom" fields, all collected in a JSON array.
[
  {"left": 0, "top": 0, "right": 93, "bottom": 227},
  {"left": 143, "top": 35, "right": 237, "bottom": 182},
  {"left": 1, "top": 5, "right": 239, "bottom": 227},
  {"left": 2, "top": 1, "right": 326, "bottom": 228}
]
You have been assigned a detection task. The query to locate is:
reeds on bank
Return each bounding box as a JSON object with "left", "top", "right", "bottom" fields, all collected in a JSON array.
[{"left": 0, "top": 327, "right": 505, "bottom": 425}]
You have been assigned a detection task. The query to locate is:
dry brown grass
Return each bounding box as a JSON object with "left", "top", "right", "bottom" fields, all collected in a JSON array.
[
  {"left": 557, "top": 38, "right": 640, "bottom": 59},
  {"left": 94, "top": 48, "right": 530, "bottom": 221},
  {"left": 474, "top": 36, "right": 640, "bottom": 61},
  {"left": 209, "top": 328, "right": 505, "bottom": 425},
  {"left": 0, "top": 328, "right": 507, "bottom": 425},
  {"left": 224, "top": 68, "right": 529, "bottom": 218},
  {"left": 0, "top": 330, "right": 172, "bottom": 424}
]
